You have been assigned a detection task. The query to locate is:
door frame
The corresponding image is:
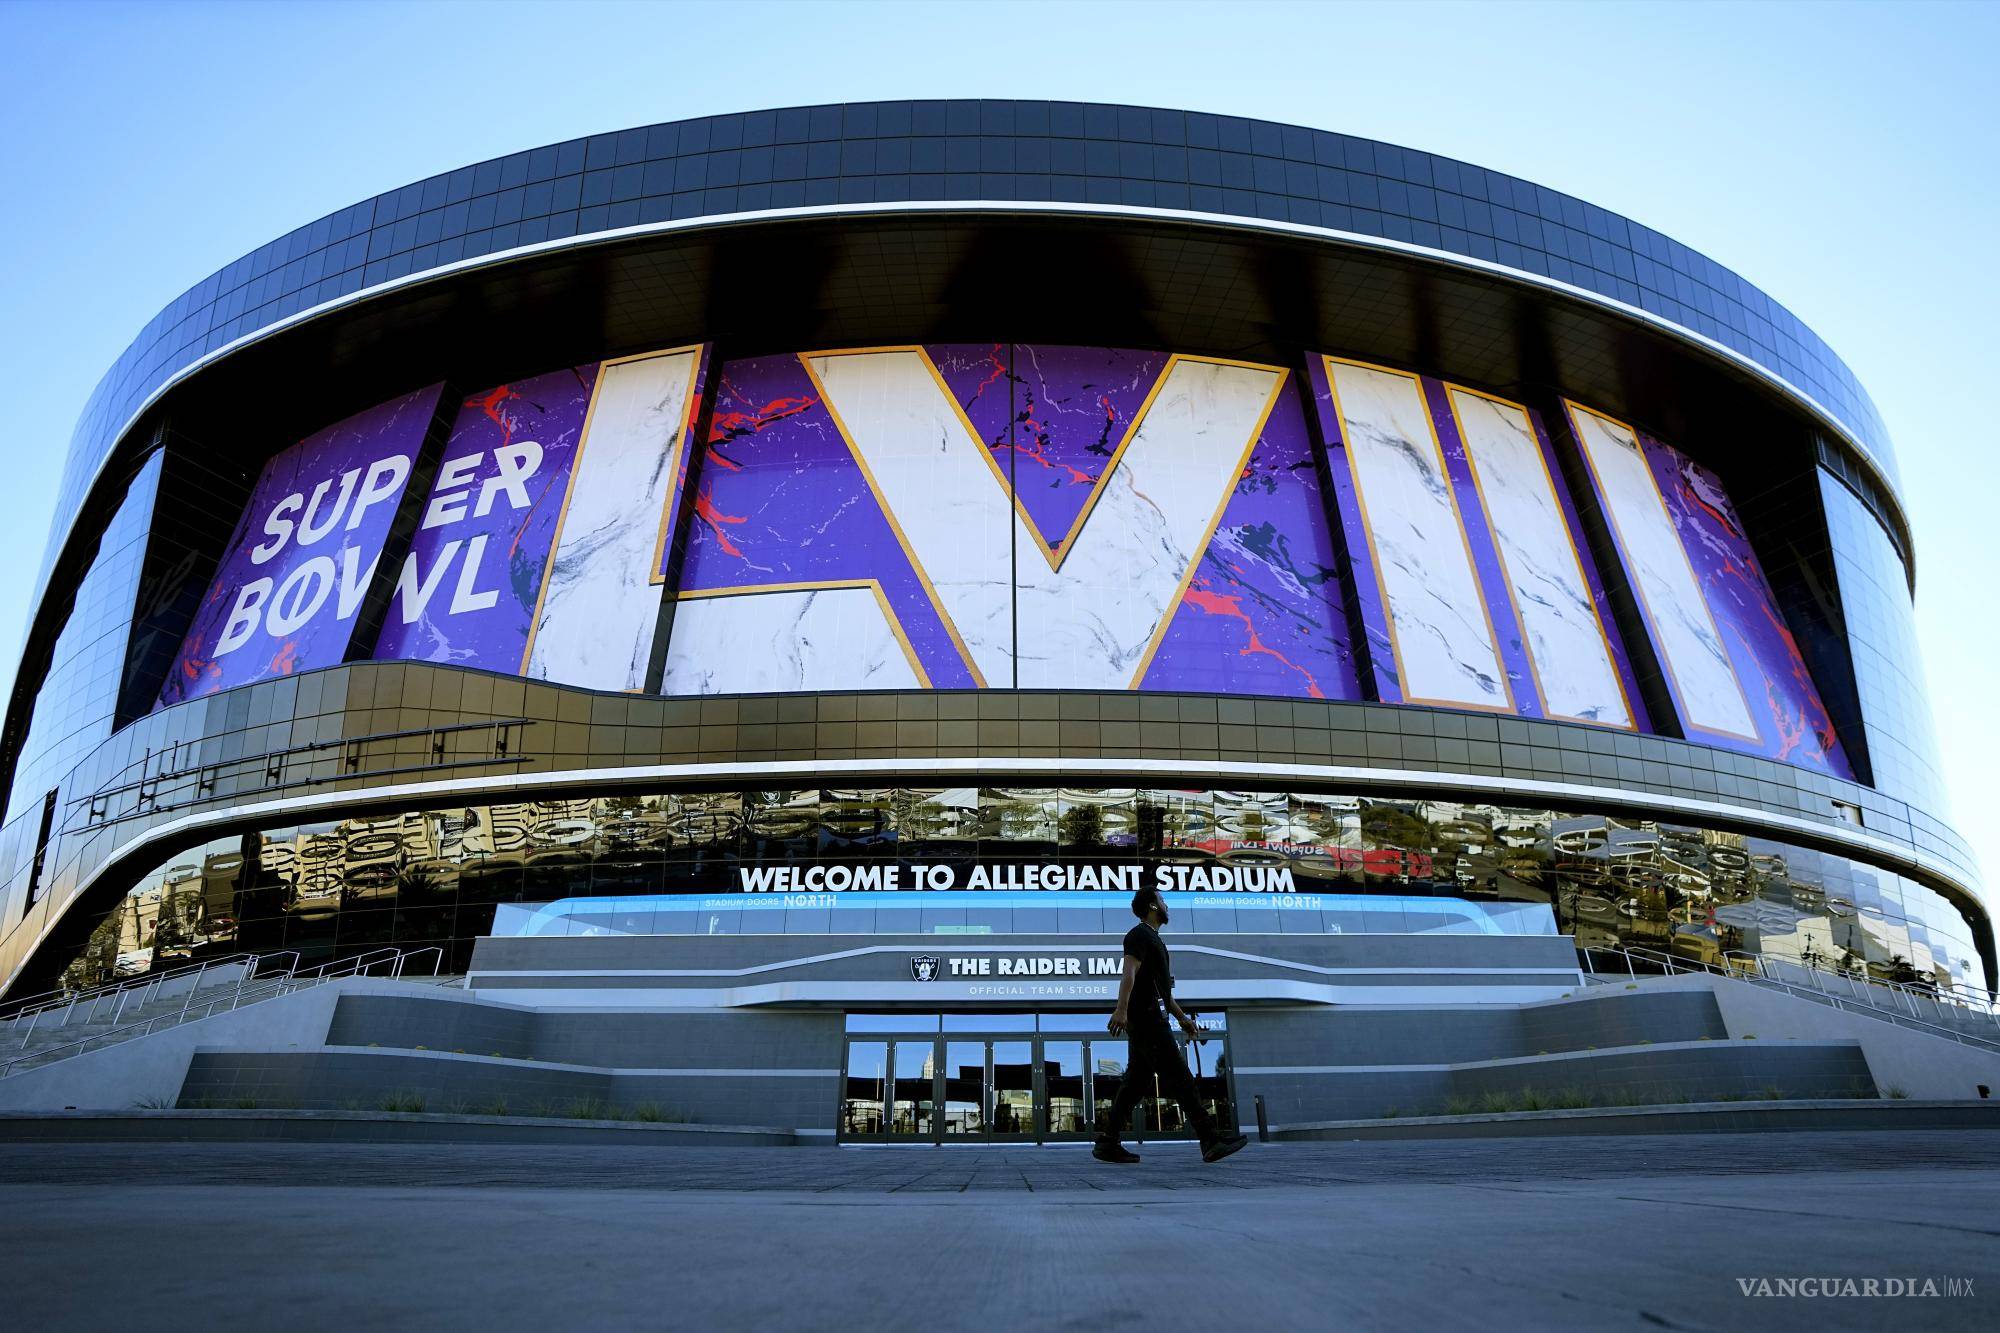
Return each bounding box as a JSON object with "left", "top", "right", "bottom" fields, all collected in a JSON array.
[{"left": 836, "top": 1018, "right": 1233, "bottom": 1145}]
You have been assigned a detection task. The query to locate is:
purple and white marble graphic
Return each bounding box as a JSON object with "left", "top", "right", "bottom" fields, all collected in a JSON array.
[
  {"left": 1430, "top": 381, "right": 1642, "bottom": 730},
  {"left": 1314, "top": 357, "right": 1509, "bottom": 712},
  {"left": 1141, "top": 374, "right": 1362, "bottom": 701},
  {"left": 1306, "top": 355, "right": 1402, "bottom": 702},
  {"left": 524, "top": 346, "right": 709, "bottom": 692},
  {"left": 372, "top": 365, "right": 597, "bottom": 672},
  {"left": 667, "top": 345, "right": 1340, "bottom": 696},
  {"left": 932, "top": 344, "right": 1169, "bottom": 561},
  {"left": 1642, "top": 432, "right": 1853, "bottom": 778},
  {"left": 667, "top": 351, "right": 981, "bottom": 689},
  {"left": 160, "top": 383, "right": 443, "bottom": 707}
]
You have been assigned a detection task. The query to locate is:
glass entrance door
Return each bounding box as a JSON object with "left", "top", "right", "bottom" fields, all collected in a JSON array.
[
  {"left": 888, "top": 1039, "right": 935, "bottom": 1138},
  {"left": 1042, "top": 1041, "right": 1089, "bottom": 1136},
  {"left": 989, "top": 1041, "right": 1035, "bottom": 1140},
  {"left": 842, "top": 1040, "right": 887, "bottom": 1137},
  {"left": 837, "top": 1014, "right": 1231, "bottom": 1144},
  {"left": 940, "top": 1041, "right": 986, "bottom": 1137}
]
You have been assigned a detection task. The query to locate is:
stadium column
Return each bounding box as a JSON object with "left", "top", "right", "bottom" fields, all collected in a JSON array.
[
  {"left": 114, "top": 427, "right": 256, "bottom": 729},
  {"left": 338, "top": 385, "right": 464, "bottom": 665},
  {"left": 1719, "top": 441, "right": 1876, "bottom": 787},
  {"left": 1293, "top": 351, "right": 1386, "bottom": 703},
  {"left": 645, "top": 344, "right": 721, "bottom": 694}
]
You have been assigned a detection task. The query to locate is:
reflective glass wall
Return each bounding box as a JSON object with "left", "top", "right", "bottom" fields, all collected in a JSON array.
[
  {"left": 58, "top": 785, "right": 1987, "bottom": 997},
  {"left": 1819, "top": 471, "right": 1950, "bottom": 816},
  {"left": 5, "top": 454, "right": 161, "bottom": 826}
]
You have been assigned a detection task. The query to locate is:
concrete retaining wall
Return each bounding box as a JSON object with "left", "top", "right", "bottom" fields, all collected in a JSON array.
[
  {"left": 0, "top": 1108, "right": 799, "bottom": 1145},
  {"left": 0, "top": 979, "right": 441, "bottom": 1111},
  {"left": 1637, "top": 973, "right": 2000, "bottom": 1100},
  {"left": 1229, "top": 986, "right": 1876, "bottom": 1123},
  {"left": 1272, "top": 1099, "right": 2000, "bottom": 1139},
  {"left": 180, "top": 1045, "right": 840, "bottom": 1129}
]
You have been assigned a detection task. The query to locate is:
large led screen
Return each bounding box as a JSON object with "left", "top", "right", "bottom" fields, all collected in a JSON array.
[
  {"left": 159, "top": 384, "right": 443, "bottom": 705},
  {"left": 664, "top": 345, "right": 1362, "bottom": 699},
  {"left": 152, "top": 341, "right": 1854, "bottom": 787}
]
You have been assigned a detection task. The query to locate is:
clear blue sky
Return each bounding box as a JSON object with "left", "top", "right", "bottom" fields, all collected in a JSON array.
[{"left": 1, "top": 0, "right": 1993, "bottom": 880}]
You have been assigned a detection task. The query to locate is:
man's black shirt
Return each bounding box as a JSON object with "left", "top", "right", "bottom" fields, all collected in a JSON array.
[{"left": 1121, "top": 922, "right": 1175, "bottom": 1031}]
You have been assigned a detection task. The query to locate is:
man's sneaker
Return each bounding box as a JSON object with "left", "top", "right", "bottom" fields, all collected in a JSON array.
[
  {"left": 1201, "top": 1133, "right": 1249, "bottom": 1164},
  {"left": 1092, "top": 1140, "right": 1141, "bottom": 1164}
]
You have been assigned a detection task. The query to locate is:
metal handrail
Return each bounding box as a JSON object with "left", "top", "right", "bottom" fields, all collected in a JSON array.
[
  {"left": 1580, "top": 945, "right": 2000, "bottom": 1053},
  {"left": 1733, "top": 950, "right": 1999, "bottom": 1027},
  {"left": 6, "top": 951, "right": 305, "bottom": 1049},
  {"left": 282, "top": 948, "right": 402, "bottom": 987},
  {"left": 0, "top": 951, "right": 270, "bottom": 1024},
  {"left": 390, "top": 947, "right": 444, "bottom": 979},
  {"left": 0, "top": 945, "right": 455, "bottom": 1079}
]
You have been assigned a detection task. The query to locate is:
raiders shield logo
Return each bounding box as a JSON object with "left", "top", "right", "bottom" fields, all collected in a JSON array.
[{"left": 910, "top": 955, "right": 941, "bottom": 982}]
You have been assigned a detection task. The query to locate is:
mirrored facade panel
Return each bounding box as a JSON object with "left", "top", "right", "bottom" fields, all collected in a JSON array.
[
  {"left": 1820, "top": 471, "right": 1949, "bottom": 816},
  {"left": 6, "top": 453, "right": 163, "bottom": 825},
  {"left": 59, "top": 785, "right": 1988, "bottom": 1001}
]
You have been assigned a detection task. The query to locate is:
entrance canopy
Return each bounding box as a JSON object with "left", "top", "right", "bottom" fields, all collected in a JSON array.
[{"left": 492, "top": 890, "right": 1558, "bottom": 940}]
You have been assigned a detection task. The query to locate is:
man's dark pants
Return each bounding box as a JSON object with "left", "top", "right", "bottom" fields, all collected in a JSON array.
[{"left": 1098, "top": 1023, "right": 1216, "bottom": 1143}]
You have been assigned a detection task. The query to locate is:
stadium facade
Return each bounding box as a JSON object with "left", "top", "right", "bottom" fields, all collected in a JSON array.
[{"left": 0, "top": 102, "right": 1986, "bottom": 1137}]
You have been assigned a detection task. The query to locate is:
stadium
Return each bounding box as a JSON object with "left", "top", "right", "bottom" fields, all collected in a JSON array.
[{"left": 0, "top": 100, "right": 1988, "bottom": 1140}]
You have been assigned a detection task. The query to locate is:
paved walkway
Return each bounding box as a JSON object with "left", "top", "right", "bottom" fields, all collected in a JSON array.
[{"left": 2, "top": 1131, "right": 1996, "bottom": 1330}]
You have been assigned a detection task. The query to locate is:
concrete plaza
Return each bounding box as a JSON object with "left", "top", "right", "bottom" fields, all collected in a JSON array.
[{"left": 1, "top": 1130, "right": 1995, "bottom": 1330}]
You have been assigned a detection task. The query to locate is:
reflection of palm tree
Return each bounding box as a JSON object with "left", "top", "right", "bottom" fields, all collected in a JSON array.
[
  {"left": 1362, "top": 803, "right": 1432, "bottom": 851},
  {"left": 1137, "top": 800, "right": 1165, "bottom": 853},
  {"left": 1887, "top": 954, "right": 1924, "bottom": 989},
  {"left": 1060, "top": 802, "right": 1104, "bottom": 850},
  {"left": 395, "top": 864, "right": 441, "bottom": 898}
]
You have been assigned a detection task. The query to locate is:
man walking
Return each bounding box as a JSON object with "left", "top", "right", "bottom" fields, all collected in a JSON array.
[{"left": 1095, "top": 886, "right": 1249, "bottom": 1164}]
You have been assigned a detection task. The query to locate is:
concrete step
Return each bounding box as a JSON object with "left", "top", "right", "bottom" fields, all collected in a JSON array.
[
  {"left": 176, "top": 1043, "right": 835, "bottom": 1131},
  {"left": 1, "top": 978, "right": 333, "bottom": 1071},
  {"left": 1239, "top": 1037, "right": 1878, "bottom": 1125},
  {"left": 1271, "top": 1098, "right": 2000, "bottom": 1140}
]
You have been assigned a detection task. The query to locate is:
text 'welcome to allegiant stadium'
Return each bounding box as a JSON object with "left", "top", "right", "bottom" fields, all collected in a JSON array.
[{"left": 736, "top": 864, "right": 1300, "bottom": 892}]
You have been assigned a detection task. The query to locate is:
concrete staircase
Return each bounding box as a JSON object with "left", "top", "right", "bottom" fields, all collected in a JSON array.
[
  {"left": 0, "top": 949, "right": 453, "bottom": 1078},
  {"left": 1, "top": 940, "right": 1995, "bottom": 1137},
  {"left": 1584, "top": 947, "right": 2000, "bottom": 1054},
  {"left": 1229, "top": 985, "right": 1880, "bottom": 1126},
  {"left": 175, "top": 989, "right": 839, "bottom": 1128}
]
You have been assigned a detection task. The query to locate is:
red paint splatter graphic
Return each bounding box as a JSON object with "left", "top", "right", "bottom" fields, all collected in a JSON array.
[
  {"left": 690, "top": 386, "right": 821, "bottom": 559},
  {"left": 708, "top": 393, "right": 816, "bottom": 445},
  {"left": 177, "top": 631, "right": 213, "bottom": 684},
  {"left": 470, "top": 384, "right": 523, "bottom": 442},
  {"left": 966, "top": 343, "right": 1009, "bottom": 403},
  {"left": 693, "top": 491, "right": 746, "bottom": 559},
  {"left": 1179, "top": 579, "right": 1326, "bottom": 699}
]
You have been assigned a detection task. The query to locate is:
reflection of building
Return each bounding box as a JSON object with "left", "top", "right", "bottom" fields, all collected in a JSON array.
[
  {"left": 0, "top": 100, "right": 1984, "bottom": 1033},
  {"left": 51, "top": 787, "right": 1984, "bottom": 1001}
]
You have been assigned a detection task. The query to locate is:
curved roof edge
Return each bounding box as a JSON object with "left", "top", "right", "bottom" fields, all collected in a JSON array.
[{"left": 45, "top": 100, "right": 1901, "bottom": 577}]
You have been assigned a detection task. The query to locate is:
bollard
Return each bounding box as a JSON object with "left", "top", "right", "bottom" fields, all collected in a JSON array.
[{"left": 1254, "top": 1094, "right": 1269, "bottom": 1142}]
